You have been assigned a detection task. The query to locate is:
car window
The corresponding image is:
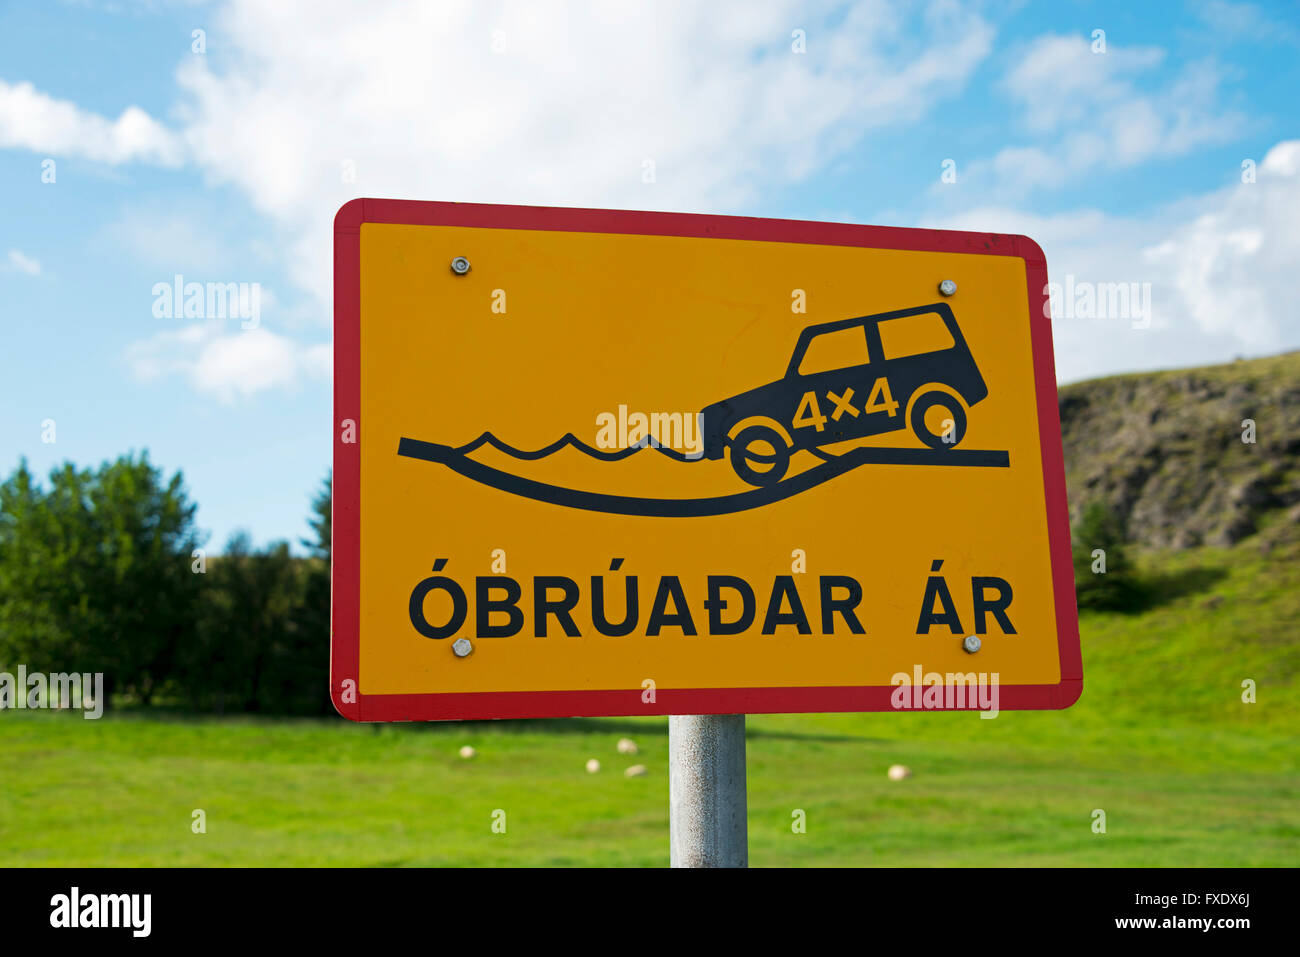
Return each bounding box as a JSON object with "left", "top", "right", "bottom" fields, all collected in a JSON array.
[
  {"left": 797, "top": 326, "right": 870, "bottom": 375},
  {"left": 878, "top": 312, "right": 955, "bottom": 360}
]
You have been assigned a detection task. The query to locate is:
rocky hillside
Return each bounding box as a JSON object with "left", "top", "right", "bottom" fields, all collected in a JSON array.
[{"left": 1058, "top": 351, "right": 1300, "bottom": 549}]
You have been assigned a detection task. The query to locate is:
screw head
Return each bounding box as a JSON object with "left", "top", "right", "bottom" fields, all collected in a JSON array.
[
  {"left": 450, "top": 256, "right": 471, "bottom": 275},
  {"left": 452, "top": 637, "right": 473, "bottom": 657},
  {"left": 962, "top": 634, "right": 981, "bottom": 654},
  {"left": 939, "top": 279, "right": 957, "bottom": 296}
]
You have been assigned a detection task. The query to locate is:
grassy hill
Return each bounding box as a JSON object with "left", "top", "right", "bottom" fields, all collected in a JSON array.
[
  {"left": 1058, "top": 350, "right": 1300, "bottom": 547},
  {"left": 2, "top": 514, "right": 1293, "bottom": 867},
  {"left": 0, "top": 353, "right": 1296, "bottom": 867}
]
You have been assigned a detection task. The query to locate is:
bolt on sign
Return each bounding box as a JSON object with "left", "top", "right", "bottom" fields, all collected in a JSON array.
[{"left": 332, "top": 200, "right": 1082, "bottom": 721}]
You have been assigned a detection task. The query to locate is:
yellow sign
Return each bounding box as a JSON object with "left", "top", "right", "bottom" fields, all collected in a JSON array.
[{"left": 331, "top": 200, "right": 1081, "bottom": 721}]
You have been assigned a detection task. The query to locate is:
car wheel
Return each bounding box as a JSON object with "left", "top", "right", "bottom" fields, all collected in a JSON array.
[
  {"left": 729, "top": 425, "right": 791, "bottom": 486},
  {"left": 909, "top": 391, "right": 968, "bottom": 450}
]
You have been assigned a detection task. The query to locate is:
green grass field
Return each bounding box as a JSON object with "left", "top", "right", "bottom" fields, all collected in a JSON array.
[{"left": 2, "top": 531, "right": 1296, "bottom": 866}]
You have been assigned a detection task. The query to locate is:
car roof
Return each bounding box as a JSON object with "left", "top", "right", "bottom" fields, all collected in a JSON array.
[{"left": 799, "top": 302, "right": 953, "bottom": 338}]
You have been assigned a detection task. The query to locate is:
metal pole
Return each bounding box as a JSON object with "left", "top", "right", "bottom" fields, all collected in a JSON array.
[{"left": 669, "top": 714, "right": 748, "bottom": 867}]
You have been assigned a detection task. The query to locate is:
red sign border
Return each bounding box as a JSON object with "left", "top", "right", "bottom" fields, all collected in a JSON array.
[{"left": 332, "top": 198, "right": 1082, "bottom": 721}]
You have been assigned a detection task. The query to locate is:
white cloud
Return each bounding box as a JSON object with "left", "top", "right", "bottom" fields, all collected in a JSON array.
[
  {"left": 97, "top": 0, "right": 993, "bottom": 400},
  {"left": 1144, "top": 141, "right": 1300, "bottom": 348},
  {"left": 1193, "top": 0, "right": 1300, "bottom": 45},
  {"left": 927, "top": 140, "right": 1300, "bottom": 382},
  {"left": 6, "top": 249, "right": 41, "bottom": 275},
  {"left": 1001, "top": 35, "right": 1166, "bottom": 134},
  {"left": 956, "top": 35, "right": 1244, "bottom": 196},
  {"left": 126, "top": 322, "right": 330, "bottom": 403},
  {"left": 172, "top": 0, "right": 994, "bottom": 306},
  {"left": 8, "top": 3, "right": 1285, "bottom": 394},
  {"left": 0, "top": 79, "right": 183, "bottom": 165},
  {"left": 100, "top": 206, "right": 242, "bottom": 274}
]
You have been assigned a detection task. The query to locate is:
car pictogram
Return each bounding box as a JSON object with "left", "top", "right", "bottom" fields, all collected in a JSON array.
[{"left": 699, "top": 302, "right": 989, "bottom": 486}]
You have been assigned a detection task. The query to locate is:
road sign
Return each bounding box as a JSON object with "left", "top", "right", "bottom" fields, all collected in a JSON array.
[{"left": 331, "top": 200, "right": 1081, "bottom": 721}]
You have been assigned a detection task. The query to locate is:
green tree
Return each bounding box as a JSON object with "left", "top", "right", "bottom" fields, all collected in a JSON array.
[
  {"left": 302, "top": 472, "right": 331, "bottom": 562},
  {"left": 294, "top": 472, "right": 332, "bottom": 714},
  {"left": 1072, "top": 500, "right": 1144, "bottom": 611},
  {"left": 0, "top": 454, "right": 204, "bottom": 705},
  {"left": 0, "top": 462, "right": 73, "bottom": 672},
  {"left": 186, "top": 533, "right": 311, "bottom": 713},
  {"left": 2, "top": 457, "right": 336, "bottom": 715}
]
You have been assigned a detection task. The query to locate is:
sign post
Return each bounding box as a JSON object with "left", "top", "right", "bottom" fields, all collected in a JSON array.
[
  {"left": 332, "top": 199, "right": 1082, "bottom": 864},
  {"left": 669, "top": 714, "right": 748, "bottom": 868}
]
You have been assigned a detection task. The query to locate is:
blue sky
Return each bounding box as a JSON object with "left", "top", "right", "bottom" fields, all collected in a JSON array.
[{"left": 2, "top": 0, "right": 1298, "bottom": 551}]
